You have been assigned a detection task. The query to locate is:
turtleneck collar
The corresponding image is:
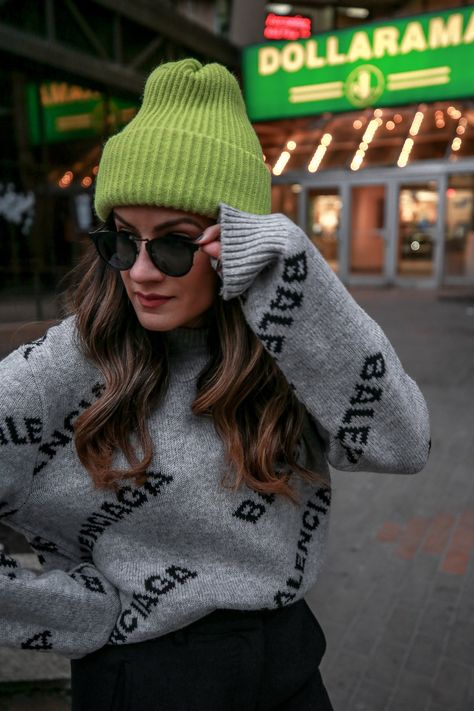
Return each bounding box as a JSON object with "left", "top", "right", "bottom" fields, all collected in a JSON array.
[{"left": 163, "top": 325, "right": 210, "bottom": 354}]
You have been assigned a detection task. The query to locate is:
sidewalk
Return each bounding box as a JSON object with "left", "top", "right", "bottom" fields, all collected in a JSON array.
[
  {"left": 1, "top": 287, "right": 473, "bottom": 710},
  {"left": 309, "top": 287, "right": 474, "bottom": 711}
]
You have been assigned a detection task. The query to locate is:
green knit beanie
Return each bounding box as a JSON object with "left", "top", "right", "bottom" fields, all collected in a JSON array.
[{"left": 94, "top": 58, "right": 271, "bottom": 221}]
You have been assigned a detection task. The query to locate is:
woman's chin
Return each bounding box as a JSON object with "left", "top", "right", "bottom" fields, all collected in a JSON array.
[
  {"left": 135, "top": 310, "right": 202, "bottom": 332},
  {"left": 134, "top": 310, "right": 175, "bottom": 332}
]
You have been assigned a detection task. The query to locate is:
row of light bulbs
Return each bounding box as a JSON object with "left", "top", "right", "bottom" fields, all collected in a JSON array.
[
  {"left": 308, "top": 133, "right": 332, "bottom": 173},
  {"left": 452, "top": 114, "right": 468, "bottom": 153},
  {"left": 350, "top": 110, "right": 384, "bottom": 171},
  {"left": 270, "top": 105, "right": 468, "bottom": 175},
  {"left": 58, "top": 165, "right": 99, "bottom": 189},
  {"left": 352, "top": 109, "right": 403, "bottom": 134},
  {"left": 397, "top": 110, "right": 425, "bottom": 167},
  {"left": 271, "top": 132, "right": 335, "bottom": 175}
]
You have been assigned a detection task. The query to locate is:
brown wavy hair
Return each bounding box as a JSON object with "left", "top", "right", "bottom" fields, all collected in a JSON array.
[{"left": 64, "top": 240, "right": 329, "bottom": 505}]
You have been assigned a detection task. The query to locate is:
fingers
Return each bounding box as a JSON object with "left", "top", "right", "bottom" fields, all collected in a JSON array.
[
  {"left": 197, "top": 223, "right": 221, "bottom": 259},
  {"left": 200, "top": 239, "right": 221, "bottom": 259},
  {"left": 197, "top": 224, "right": 221, "bottom": 243}
]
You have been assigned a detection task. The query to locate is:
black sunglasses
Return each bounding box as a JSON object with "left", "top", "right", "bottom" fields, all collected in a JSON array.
[{"left": 88, "top": 220, "right": 201, "bottom": 277}]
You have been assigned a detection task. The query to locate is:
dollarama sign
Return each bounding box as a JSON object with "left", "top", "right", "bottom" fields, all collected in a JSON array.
[{"left": 242, "top": 5, "right": 474, "bottom": 120}]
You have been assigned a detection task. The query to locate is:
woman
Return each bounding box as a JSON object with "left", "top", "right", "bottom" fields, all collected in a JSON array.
[{"left": 0, "top": 59, "right": 430, "bottom": 710}]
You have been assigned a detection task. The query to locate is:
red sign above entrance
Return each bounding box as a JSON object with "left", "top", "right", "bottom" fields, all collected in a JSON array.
[{"left": 264, "top": 13, "right": 312, "bottom": 41}]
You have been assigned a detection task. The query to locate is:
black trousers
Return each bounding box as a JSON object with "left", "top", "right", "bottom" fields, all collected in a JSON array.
[{"left": 70, "top": 598, "right": 334, "bottom": 711}]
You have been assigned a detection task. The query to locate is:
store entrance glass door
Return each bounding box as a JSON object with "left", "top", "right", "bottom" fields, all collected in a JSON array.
[
  {"left": 397, "top": 182, "right": 438, "bottom": 278},
  {"left": 445, "top": 174, "right": 474, "bottom": 280},
  {"left": 350, "top": 185, "right": 386, "bottom": 278},
  {"left": 307, "top": 188, "right": 341, "bottom": 273}
]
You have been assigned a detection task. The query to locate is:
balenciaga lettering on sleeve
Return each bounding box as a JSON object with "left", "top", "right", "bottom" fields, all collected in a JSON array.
[
  {"left": 256, "top": 251, "right": 308, "bottom": 358},
  {"left": 336, "top": 352, "right": 386, "bottom": 464}
]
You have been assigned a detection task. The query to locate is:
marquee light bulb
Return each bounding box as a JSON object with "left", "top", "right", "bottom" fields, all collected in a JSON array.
[
  {"left": 409, "top": 111, "right": 424, "bottom": 136},
  {"left": 308, "top": 134, "right": 332, "bottom": 172},
  {"left": 273, "top": 150, "right": 291, "bottom": 175},
  {"left": 397, "top": 137, "right": 414, "bottom": 167}
]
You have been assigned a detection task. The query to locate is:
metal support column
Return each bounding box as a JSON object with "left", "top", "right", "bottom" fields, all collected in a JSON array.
[
  {"left": 339, "top": 182, "right": 351, "bottom": 285},
  {"left": 436, "top": 173, "right": 447, "bottom": 287},
  {"left": 385, "top": 180, "right": 399, "bottom": 286},
  {"left": 297, "top": 186, "right": 308, "bottom": 233}
]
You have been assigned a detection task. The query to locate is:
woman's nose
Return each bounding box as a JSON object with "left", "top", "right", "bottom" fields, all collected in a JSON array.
[{"left": 128, "top": 242, "right": 165, "bottom": 282}]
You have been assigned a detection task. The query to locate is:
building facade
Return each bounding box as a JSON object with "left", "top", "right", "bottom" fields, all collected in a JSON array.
[
  {"left": 0, "top": 0, "right": 235, "bottom": 314},
  {"left": 244, "top": 1, "right": 474, "bottom": 289}
]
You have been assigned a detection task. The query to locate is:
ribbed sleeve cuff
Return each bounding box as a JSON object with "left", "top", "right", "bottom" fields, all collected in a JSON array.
[{"left": 217, "top": 202, "right": 290, "bottom": 301}]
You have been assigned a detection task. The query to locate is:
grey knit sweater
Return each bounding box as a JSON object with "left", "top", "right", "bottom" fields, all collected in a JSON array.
[{"left": 0, "top": 203, "right": 430, "bottom": 660}]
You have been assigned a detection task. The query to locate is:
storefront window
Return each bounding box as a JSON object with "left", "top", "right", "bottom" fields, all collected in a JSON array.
[
  {"left": 307, "top": 189, "right": 341, "bottom": 273},
  {"left": 397, "top": 183, "right": 438, "bottom": 277},
  {"left": 445, "top": 175, "right": 474, "bottom": 279}
]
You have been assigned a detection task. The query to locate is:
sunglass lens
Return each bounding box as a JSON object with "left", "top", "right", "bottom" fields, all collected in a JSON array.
[
  {"left": 96, "top": 232, "right": 135, "bottom": 270},
  {"left": 149, "top": 235, "right": 195, "bottom": 276}
]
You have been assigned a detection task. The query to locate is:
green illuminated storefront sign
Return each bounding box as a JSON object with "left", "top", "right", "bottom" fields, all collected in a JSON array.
[
  {"left": 26, "top": 81, "right": 138, "bottom": 145},
  {"left": 242, "top": 5, "right": 474, "bottom": 120}
]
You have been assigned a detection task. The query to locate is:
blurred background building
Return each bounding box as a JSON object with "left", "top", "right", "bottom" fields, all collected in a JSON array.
[{"left": 0, "top": 0, "right": 473, "bottom": 318}]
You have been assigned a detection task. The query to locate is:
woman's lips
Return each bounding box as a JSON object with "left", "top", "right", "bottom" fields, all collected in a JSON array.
[{"left": 135, "top": 293, "right": 174, "bottom": 308}]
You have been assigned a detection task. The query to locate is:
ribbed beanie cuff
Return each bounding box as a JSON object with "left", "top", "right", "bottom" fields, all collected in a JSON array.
[{"left": 94, "top": 59, "right": 271, "bottom": 220}]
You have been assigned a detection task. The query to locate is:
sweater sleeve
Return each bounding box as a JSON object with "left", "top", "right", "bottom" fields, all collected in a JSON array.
[
  {"left": 216, "top": 202, "right": 431, "bottom": 475},
  {"left": 0, "top": 348, "right": 121, "bottom": 659}
]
